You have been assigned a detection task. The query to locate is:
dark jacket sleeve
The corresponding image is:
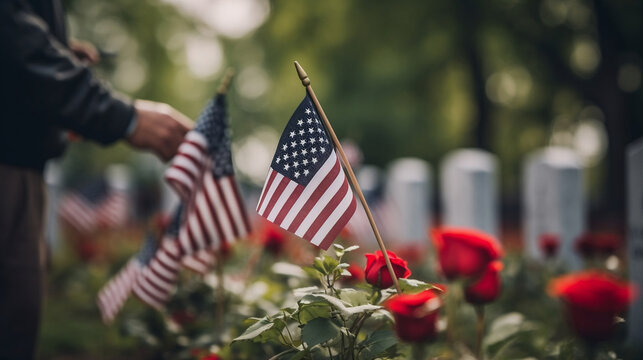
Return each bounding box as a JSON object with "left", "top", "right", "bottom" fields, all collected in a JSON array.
[{"left": 0, "top": 0, "right": 135, "bottom": 145}]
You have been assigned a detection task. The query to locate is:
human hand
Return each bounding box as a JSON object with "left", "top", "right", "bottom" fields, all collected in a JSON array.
[
  {"left": 69, "top": 39, "right": 100, "bottom": 65},
  {"left": 127, "top": 100, "right": 193, "bottom": 161}
]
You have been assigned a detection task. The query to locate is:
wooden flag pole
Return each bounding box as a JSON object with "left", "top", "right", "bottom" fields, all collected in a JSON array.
[
  {"left": 217, "top": 68, "right": 235, "bottom": 95},
  {"left": 293, "top": 61, "right": 402, "bottom": 294}
]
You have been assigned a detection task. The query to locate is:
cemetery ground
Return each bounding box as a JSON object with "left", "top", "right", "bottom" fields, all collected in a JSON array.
[{"left": 37, "top": 222, "right": 634, "bottom": 360}]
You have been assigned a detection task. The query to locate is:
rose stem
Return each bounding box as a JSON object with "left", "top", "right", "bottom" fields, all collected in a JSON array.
[{"left": 475, "top": 305, "right": 485, "bottom": 360}]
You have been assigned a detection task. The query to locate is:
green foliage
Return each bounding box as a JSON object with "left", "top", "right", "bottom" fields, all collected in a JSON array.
[{"left": 232, "top": 246, "right": 404, "bottom": 359}]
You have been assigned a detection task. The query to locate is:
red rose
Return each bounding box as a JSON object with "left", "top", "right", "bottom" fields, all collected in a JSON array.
[
  {"left": 258, "top": 222, "right": 287, "bottom": 255},
  {"left": 432, "top": 228, "right": 503, "bottom": 280},
  {"left": 464, "top": 261, "right": 503, "bottom": 305},
  {"left": 575, "top": 233, "right": 622, "bottom": 257},
  {"left": 200, "top": 355, "right": 221, "bottom": 360},
  {"left": 171, "top": 309, "right": 196, "bottom": 326},
  {"left": 386, "top": 290, "right": 441, "bottom": 343},
  {"left": 549, "top": 271, "right": 635, "bottom": 342},
  {"left": 393, "top": 244, "right": 425, "bottom": 264},
  {"left": 364, "top": 250, "right": 411, "bottom": 289},
  {"left": 343, "top": 263, "right": 365, "bottom": 284},
  {"left": 593, "top": 233, "right": 622, "bottom": 254},
  {"left": 575, "top": 233, "right": 595, "bottom": 257},
  {"left": 539, "top": 233, "right": 559, "bottom": 258}
]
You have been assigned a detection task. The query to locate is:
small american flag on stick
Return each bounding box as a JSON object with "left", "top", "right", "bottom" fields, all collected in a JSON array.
[
  {"left": 165, "top": 94, "right": 250, "bottom": 256},
  {"left": 97, "top": 230, "right": 162, "bottom": 322},
  {"left": 131, "top": 207, "right": 183, "bottom": 310},
  {"left": 58, "top": 180, "right": 128, "bottom": 234},
  {"left": 256, "top": 94, "right": 357, "bottom": 250}
]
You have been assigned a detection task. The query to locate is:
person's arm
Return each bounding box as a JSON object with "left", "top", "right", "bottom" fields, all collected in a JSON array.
[
  {"left": 0, "top": 0, "right": 133, "bottom": 144},
  {"left": 0, "top": 0, "right": 191, "bottom": 160}
]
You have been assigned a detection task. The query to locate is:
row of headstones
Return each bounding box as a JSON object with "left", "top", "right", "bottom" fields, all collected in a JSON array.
[
  {"left": 357, "top": 142, "right": 642, "bottom": 347},
  {"left": 356, "top": 146, "right": 584, "bottom": 267}
]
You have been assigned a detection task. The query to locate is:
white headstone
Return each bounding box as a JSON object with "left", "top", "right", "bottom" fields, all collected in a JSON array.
[
  {"left": 345, "top": 165, "right": 384, "bottom": 248},
  {"left": 385, "top": 158, "right": 432, "bottom": 246},
  {"left": 523, "top": 146, "right": 585, "bottom": 269},
  {"left": 105, "top": 164, "right": 132, "bottom": 193},
  {"left": 357, "top": 165, "right": 382, "bottom": 203},
  {"left": 44, "top": 161, "right": 62, "bottom": 250},
  {"left": 440, "top": 149, "right": 499, "bottom": 237},
  {"left": 627, "top": 138, "right": 643, "bottom": 347}
]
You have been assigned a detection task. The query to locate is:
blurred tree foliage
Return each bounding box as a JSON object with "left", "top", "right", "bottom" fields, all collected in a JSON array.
[{"left": 62, "top": 0, "right": 643, "bottom": 220}]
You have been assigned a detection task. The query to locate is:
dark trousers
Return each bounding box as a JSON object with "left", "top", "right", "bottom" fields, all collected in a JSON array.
[{"left": 0, "top": 164, "right": 45, "bottom": 360}]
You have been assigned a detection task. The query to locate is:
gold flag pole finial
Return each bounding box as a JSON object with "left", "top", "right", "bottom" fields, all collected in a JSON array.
[
  {"left": 294, "top": 61, "right": 311, "bottom": 86},
  {"left": 293, "top": 60, "right": 402, "bottom": 294},
  {"left": 217, "top": 68, "right": 235, "bottom": 95}
]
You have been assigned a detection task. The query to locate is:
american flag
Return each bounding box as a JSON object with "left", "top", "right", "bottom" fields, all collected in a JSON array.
[
  {"left": 182, "top": 249, "right": 215, "bottom": 275},
  {"left": 256, "top": 94, "right": 357, "bottom": 250},
  {"left": 97, "top": 231, "right": 159, "bottom": 323},
  {"left": 165, "top": 94, "right": 250, "bottom": 256},
  {"left": 58, "top": 180, "right": 128, "bottom": 234},
  {"left": 131, "top": 207, "right": 183, "bottom": 309}
]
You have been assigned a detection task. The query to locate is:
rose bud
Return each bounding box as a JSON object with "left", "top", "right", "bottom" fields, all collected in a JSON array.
[
  {"left": 258, "top": 222, "right": 287, "bottom": 256},
  {"left": 432, "top": 228, "right": 503, "bottom": 280},
  {"left": 342, "top": 263, "right": 365, "bottom": 284},
  {"left": 464, "top": 261, "right": 503, "bottom": 305},
  {"left": 575, "top": 232, "right": 596, "bottom": 257},
  {"left": 364, "top": 250, "right": 411, "bottom": 289},
  {"left": 200, "top": 355, "right": 221, "bottom": 360},
  {"left": 593, "top": 233, "right": 622, "bottom": 255},
  {"left": 386, "top": 290, "right": 441, "bottom": 343},
  {"left": 539, "top": 233, "right": 560, "bottom": 258},
  {"left": 549, "top": 271, "right": 635, "bottom": 342}
]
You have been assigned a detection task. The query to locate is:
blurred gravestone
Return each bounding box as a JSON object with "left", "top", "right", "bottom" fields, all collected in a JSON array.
[
  {"left": 440, "top": 149, "right": 499, "bottom": 237},
  {"left": 358, "top": 165, "right": 383, "bottom": 204},
  {"left": 44, "top": 161, "right": 62, "bottom": 250},
  {"left": 523, "top": 147, "right": 585, "bottom": 269},
  {"left": 385, "top": 158, "right": 432, "bottom": 247},
  {"left": 105, "top": 164, "right": 133, "bottom": 224},
  {"left": 346, "top": 165, "right": 384, "bottom": 247},
  {"left": 627, "top": 138, "right": 643, "bottom": 348}
]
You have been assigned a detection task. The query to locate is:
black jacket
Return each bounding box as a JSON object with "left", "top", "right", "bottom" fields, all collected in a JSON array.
[{"left": 0, "top": 0, "right": 135, "bottom": 171}]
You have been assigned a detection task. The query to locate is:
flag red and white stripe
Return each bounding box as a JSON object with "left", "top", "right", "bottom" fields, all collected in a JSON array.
[
  {"left": 58, "top": 193, "right": 97, "bottom": 233},
  {"left": 58, "top": 190, "right": 128, "bottom": 234},
  {"left": 97, "top": 259, "right": 141, "bottom": 323},
  {"left": 165, "top": 131, "right": 250, "bottom": 256},
  {"left": 182, "top": 250, "right": 216, "bottom": 275},
  {"left": 95, "top": 191, "right": 129, "bottom": 229},
  {"left": 131, "top": 238, "right": 182, "bottom": 310},
  {"left": 257, "top": 151, "right": 356, "bottom": 250}
]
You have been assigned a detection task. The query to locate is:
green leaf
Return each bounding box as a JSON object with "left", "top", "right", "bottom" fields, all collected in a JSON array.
[
  {"left": 304, "top": 293, "right": 380, "bottom": 317},
  {"left": 344, "top": 245, "right": 360, "bottom": 252},
  {"left": 398, "top": 278, "right": 438, "bottom": 293},
  {"left": 339, "top": 288, "right": 370, "bottom": 306},
  {"left": 287, "top": 350, "right": 310, "bottom": 360},
  {"left": 301, "top": 318, "right": 341, "bottom": 348},
  {"left": 232, "top": 318, "right": 276, "bottom": 343},
  {"left": 296, "top": 296, "right": 332, "bottom": 324},
  {"left": 358, "top": 329, "right": 398, "bottom": 360},
  {"left": 323, "top": 256, "right": 340, "bottom": 273},
  {"left": 313, "top": 258, "right": 328, "bottom": 275},
  {"left": 333, "top": 244, "right": 345, "bottom": 250},
  {"left": 293, "top": 286, "right": 320, "bottom": 298},
  {"left": 484, "top": 312, "right": 537, "bottom": 357}
]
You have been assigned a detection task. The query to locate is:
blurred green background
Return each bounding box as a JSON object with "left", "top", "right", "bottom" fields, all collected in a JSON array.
[{"left": 61, "top": 0, "right": 643, "bottom": 226}]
